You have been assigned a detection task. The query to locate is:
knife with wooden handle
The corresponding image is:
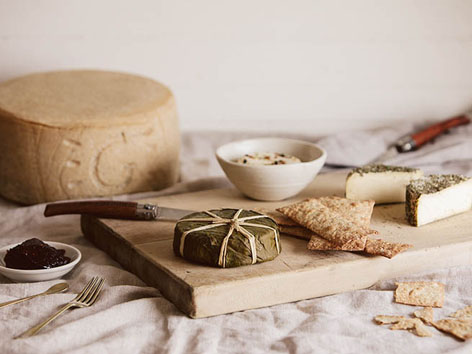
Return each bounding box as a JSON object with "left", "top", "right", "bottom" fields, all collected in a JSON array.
[
  {"left": 44, "top": 201, "right": 195, "bottom": 221},
  {"left": 394, "top": 114, "right": 471, "bottom": 153},
  {"left": 326, "top": 114, "right": 471, "bottom": 168}
]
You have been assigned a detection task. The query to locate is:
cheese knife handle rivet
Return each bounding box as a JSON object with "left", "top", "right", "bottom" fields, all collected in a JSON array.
[
  {"left": 44, "top": 200, "right": 159, "bottom": 220},
  {"left": 135, "top": 203, "right": 159, "bottom": 220}
]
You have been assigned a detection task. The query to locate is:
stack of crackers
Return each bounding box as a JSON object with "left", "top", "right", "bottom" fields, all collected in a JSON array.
[
  {"left": 376, "top": 281, "right": 472, "bottom": 340},
  {"left": 261, "top": 196, "right": 412, "bottom": 259}
]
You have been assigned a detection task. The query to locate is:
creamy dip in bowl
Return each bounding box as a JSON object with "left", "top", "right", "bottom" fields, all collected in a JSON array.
[
  {"left": 235, "top": 152, "right": 301, "bottom": 165},
  {"left": 216, "top": 137, "right": 327, "bottom": 201}
]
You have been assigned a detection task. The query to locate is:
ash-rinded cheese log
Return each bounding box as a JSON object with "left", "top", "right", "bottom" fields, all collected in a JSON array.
[
  {"left": 346, "top": 165, "right": 423, "bottom": 204},
  {"left": 0, "top": 70, "right": 180, "bottom": 204},
  {"left": 406, "top": 175, "right": 472, "bottom": 227}
]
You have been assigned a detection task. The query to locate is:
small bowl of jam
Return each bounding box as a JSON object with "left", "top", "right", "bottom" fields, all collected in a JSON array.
[{"left": 0, "top": 239, "right": 81, "bottom": 282}]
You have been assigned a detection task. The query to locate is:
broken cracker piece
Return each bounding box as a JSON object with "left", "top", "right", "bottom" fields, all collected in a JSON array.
[
  {"left": 414, "top": 307, "right": 434, "bottom": 324},
  {"left": 450, "top": 305, "right": 472, "bottom": 319},
  {"left": 433, "top": 318, "right": 472, "bottom": 341},
  {"left": 364, "top": 239, "right": 412, "bottom": 259},
  {"left": 282, "top": 226, "right": 377, "bottom": 245},
  {"left": 277, "top": 199, "right": 368, "bottom": 250},
  {"left": 394, "top": 282, "right": 445, "bottom": 308},
  {"left": 391, "top": 318, "right": 432, "bottom": 337},
  {"left": 307, "top": 235, "right": 346, "bottom": 251},
  {"left": 307, "top": 236, "right": 410, "bottom": 258},
  {"left": 374, "top": 315, "right": 405, "bottom": 324},
  {"left": 391, "top": 319, "right": 417, "bottom": 330},
  {"left": 414, "top": 320, "right": 433, "bottom": 337}
]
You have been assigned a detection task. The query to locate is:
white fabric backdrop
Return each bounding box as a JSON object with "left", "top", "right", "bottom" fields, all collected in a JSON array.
[
  {"left": 2, "top": 0, "right": 472, "bottom": 135},
  {"left": 1, "top": 124, "right": 472, "bottom": 353}
]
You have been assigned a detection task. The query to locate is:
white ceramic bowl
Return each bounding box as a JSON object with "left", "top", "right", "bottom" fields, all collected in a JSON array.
[
  {"left": 0, "top": 241, "right": 81, "bottom": 282},
  {"left": 216, "top": 137, "right": 327, "bottom": 201}
]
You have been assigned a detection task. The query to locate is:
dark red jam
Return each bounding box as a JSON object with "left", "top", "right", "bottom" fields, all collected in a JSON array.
[{"left": 4, "top": 238, "right": 71, "bottom": 270}]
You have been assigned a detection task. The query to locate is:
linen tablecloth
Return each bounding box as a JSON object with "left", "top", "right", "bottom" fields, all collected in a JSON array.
[{"left": 1, "top": 123, "right": 472, "bottom": 354}]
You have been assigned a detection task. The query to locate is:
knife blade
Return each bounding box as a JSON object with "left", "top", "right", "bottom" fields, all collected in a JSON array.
[
  {"left": 44, "top": 201, "right": 195, "bottom": 221},
  {"left": 326, "top": 113, "right": 471, "bottom": 168}
]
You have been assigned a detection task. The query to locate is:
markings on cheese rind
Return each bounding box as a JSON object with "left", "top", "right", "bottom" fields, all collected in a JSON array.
[
  {"left": 93, "top": 143, "right": 136, "bottom": 189},
  {"left": 143, "top": 127, "right": 154, "bottom": 136},
  {"left": 62, "top": 138, "right": 82, "bottom": 147},
  {"left": 65, "top": 160, "right": 81, "bottom": 168},
  {"left": 90, "top": 127, "right": 157, "bottom": 191},
  {"left": 67, "top": 181, "right": 83, "bottom": 190},
  {"left": 59, "top": 135, "right": 85, "bottom": 198}
]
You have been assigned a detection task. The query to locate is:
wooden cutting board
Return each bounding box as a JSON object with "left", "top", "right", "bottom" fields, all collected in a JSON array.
[{"left": 81, "top": 172, "right": 472, "bottom": 318}]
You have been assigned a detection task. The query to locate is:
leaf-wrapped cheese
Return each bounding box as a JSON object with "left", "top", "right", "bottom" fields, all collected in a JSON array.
[{"left": 173, "top": 209, "right": 281, "bottom": 268}]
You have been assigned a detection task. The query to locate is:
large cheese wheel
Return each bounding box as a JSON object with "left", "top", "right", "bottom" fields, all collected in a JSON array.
[{"left": 0, "top": 70, "right": 180, "bottom": 204}]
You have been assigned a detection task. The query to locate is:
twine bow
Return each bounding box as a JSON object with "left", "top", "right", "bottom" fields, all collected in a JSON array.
[{"left": 176, "top": 209, "right": 280, "bottom": 268}]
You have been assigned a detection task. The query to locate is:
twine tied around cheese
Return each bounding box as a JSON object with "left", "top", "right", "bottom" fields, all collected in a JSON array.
[{"left": 176, "top": 209, "right": 280, "bottom": 268}]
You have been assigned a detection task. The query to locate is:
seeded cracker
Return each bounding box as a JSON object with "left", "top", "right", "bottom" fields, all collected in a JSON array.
[
  {"left": 279, "top": 197, "right": 378, "bottom": 242},
  {"left": 262, "top": 196, "right": 375, "bottom": 229},
  {"left": 414, "top": 307, "right": 434, "bottom": 324},
  {"left": 390, "top": 318, "right": 433, "bottom": 337},
  {"left": 394, "top": 282, "right": 445, "bottom": 308},
  {"left": 277, "top": 199, "right": 368, "bottom": 250},
  {"left": 307, "top": 235, "right": 345, "bottom": 250},
  {"left": 254, "top": 208, "right": 298, "bottom": 226},
  {"left": 390, "top": 319, "right": 416, "bottom": 330},
  {"left": 307, "top": 236, "right": 411, "bottom": 258},
  {"left": 318, "top": 196, "right": 375, "bottom": 228},
  {"left": 364, "top": 239, "right": 412, "bottom": 259},
  {"left": 433, "top": 319, "right": 472, "bottom": 340},
  {"left": 374, "top": 315, "right": 405, "bottom": 324},
  {"left": 414, "top": 321, "right": 433, "bottom": 337},
  {"left": 450, "top": 305, "right": 472, "bottom": 319}
]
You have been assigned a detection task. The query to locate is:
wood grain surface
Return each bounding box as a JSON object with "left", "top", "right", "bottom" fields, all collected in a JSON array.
[{"left": 81, "top": 172, "right": 472, "bottom": 318}]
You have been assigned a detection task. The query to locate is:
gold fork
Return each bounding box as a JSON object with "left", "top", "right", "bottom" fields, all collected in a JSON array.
[{"left": 16, "top": 276, "right": 105, "bottom": 338}]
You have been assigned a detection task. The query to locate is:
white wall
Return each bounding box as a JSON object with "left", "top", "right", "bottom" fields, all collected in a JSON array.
[{"left": 1, "top": 0, "right": 472, "bottom": 135}]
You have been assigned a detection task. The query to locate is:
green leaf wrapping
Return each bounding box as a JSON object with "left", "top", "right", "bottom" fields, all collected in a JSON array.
[{"left": 173, "top": 209, "right": 281, "bottom": 268}]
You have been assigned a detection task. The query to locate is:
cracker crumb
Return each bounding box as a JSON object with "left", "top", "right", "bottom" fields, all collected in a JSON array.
[
  {"left": 414, "top": 307, "right": 434, "bottom": 324},
  {"left": 450, "top": 305, "right": 472, "bottom": 319},
  {"left": 390, "top": 318, "right": 433, "bottom": 337},
  {"left": 364, "top": 239, "right": 412, "bottom": 259},
  {"left": 374, "top": 315, "right": 405, "bottom": 324}
]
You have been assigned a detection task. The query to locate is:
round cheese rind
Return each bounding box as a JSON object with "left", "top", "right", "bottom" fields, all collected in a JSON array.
[{"left": 0, "top": 70, "right": 180, "bottom": 204}]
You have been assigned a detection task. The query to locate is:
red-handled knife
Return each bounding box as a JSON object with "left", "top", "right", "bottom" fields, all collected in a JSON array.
[
  {"left": 395, "top": 115, "right": 471, "bottom": 153},
  {"left": 327, "top": 114, "right": 471, "bottom": 168},
  {"left": 371, "top": 114, "right": 470, "bottom": 164},
  {"left": 44, "top": 201, "right": 195, "bottom": 221}
]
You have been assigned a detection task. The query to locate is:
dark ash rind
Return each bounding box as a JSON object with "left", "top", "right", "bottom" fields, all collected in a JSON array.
[
  {"left": 407, "top": 174, "right": 470, "bottom": 195},
  {"left": 173, "top": 209, "right": 280, "bottom": 268},
  {"left": 405, "top": 174, "right": 471, "bottom": 226},
  {"left": 348, "top": 164, "right": 420, "bottom": 178},
  {"left": 405, "top": 186, "right": 420, "bottom": 226}
]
